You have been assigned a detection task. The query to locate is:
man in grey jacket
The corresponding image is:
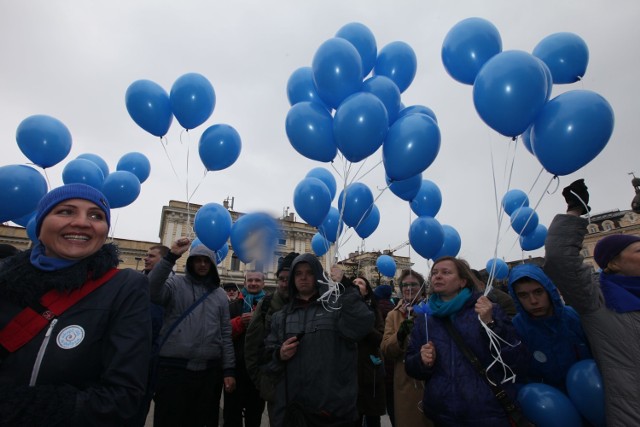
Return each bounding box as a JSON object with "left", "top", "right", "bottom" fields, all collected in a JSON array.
[{"left": 149, "top": 237, "right": 236, "bottom": 427}]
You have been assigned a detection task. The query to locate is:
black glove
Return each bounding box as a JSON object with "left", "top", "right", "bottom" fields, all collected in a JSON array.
[
  {"left": 562, "top": 179, "right": 591, "bottom": 215},
  {"left": 397, "top": 318, "right": 414, "bottom": 342}
]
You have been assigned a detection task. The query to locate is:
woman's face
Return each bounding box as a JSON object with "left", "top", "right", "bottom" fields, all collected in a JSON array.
[
  {"left": 430, "top": 260, "right": 467, "bottom": 301},
  {"left": 353, "top": 277, "right": 368, "bottom": 296},
  {"left": 400, "top": 274, "right": 421, "bottom": 303},
  {"left": 609, "top": 241, "right": 640, "bottom": 276},
  {"left": 39, "top": 199, "right": 108, "bottom": 260}
]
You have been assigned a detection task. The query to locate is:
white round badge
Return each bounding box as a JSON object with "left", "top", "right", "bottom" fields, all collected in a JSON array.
[
  {"left": 56, "top": 325, "right": 85, "bottom": 350},
  {"left": 533, "top": 350, "right": 548, "bottom": 363}
]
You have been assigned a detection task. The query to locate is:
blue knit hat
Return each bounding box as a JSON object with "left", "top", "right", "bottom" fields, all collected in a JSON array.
[
  {"left": 594, "top": 234, "right": 640, "bottom": 269},
  {"left": 374, "top": 284, "right": 393, "bottom": 299},
  {"left": 35, "top": 183, "right": 111, "bottom": 238}
]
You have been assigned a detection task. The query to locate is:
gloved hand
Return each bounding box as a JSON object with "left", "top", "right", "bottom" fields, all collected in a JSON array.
[
  {"left": 562, "top": 179, "right": 591, "bottom": 215},
  {"left": 397, "top": 318, "right": 414, "bottom": 342}
]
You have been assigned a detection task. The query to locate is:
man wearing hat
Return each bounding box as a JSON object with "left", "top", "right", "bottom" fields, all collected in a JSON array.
[
  {"left": 224, "top": 282, "right": 240, "bottom": 301},
  {"left": 244, "top": 252, "right": 298, "bottom": 424},
  {"left": 544, "top": 179, "right": 640, "bottom": 426}
]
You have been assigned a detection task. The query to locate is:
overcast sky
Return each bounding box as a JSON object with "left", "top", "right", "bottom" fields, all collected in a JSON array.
[{"left": 1, "top": 0, "right": 638, "bottom": 273}]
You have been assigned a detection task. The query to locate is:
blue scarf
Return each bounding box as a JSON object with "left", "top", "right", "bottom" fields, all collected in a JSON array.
[
  {"left": 241, "top": 287, "right": 265, "bottom": 313},
  {"left": 428, "top": 288, "right": 472, "bottom": 318},
  {"left": 600, "top": 272, "right": 640, "bottom": 313},
  {"left": 29, "top": 242, "right": 79, "bottom": 271}
]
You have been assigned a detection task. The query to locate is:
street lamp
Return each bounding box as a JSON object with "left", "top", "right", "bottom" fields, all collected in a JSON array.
[{"left": 135, "top": 257, "right": 142, "bottom": 271}]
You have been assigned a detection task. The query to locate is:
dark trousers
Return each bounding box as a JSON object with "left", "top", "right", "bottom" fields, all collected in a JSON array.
[
  {"left": 153, "top": 364, "right": 223, "bottom": 427},
  {"left": 222, "top": 368, "right": 264, "bottom": 427}
]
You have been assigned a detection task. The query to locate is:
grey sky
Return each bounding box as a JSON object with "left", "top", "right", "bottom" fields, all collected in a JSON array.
[{"left": 1, "top": 0, "right": 638, "bottom": 273}]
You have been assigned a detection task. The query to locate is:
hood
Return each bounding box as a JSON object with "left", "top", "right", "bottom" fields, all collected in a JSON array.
[
  {"left": 186, "top": 244, "right": 220, "bottom": 287},
  {"left": 507, "top": 263, "right": 564, "bottom": 319},
  {"left": 287, "top": 253, "right": 326, "bottom": 299}
]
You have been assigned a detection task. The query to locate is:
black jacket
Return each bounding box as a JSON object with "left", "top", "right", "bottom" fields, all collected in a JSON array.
[{"left": 0, "top": 245, "right": 151, "bottom": 426}]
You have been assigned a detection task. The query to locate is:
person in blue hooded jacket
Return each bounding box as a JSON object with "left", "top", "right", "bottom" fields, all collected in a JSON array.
[{"left": 507, "top": 263, "right": 591, "bottom": 391}]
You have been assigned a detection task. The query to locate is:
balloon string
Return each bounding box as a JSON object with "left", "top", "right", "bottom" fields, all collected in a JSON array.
[
  {"left": 159, "top": 137, "right": 182, "bottom": 183},
  {"left": 188, "top": 169, "right": 208, "bottom": 200},
  {"left": 108, "top": 211, "right": 120, "bottom": 243},
  {"left": 181, "top": 131, "right": 196, "bottom": 239},
  {"left": 42, "top": 168, "right": 52, "bottom": 191}
]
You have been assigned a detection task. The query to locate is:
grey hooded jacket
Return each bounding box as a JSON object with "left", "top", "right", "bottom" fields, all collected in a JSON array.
[{"left": 149, "top": 245, "right": 235, "bottom": 374}]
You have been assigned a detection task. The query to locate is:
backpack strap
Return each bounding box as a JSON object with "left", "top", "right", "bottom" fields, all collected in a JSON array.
[{"left": 0, "top": 268, "right": 119, "bottom": 353}]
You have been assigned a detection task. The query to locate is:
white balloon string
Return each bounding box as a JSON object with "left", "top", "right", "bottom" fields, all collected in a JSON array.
[
  {"left": 317, "top": 270, "right": 344, "bottom": 310},
  {"left": 478, "top": 316, "right": 521, "bottom": 385},
  {"left": 183, "top": 131, "right": 196, "bottom": 239},
  {"left": 569, "top": 189, "right": 593, "bottom": 224},
  {"left": 109, "top": 211, "right": 120, "bottom": 243},
  {"left": 159, "top": 137, "right": 182, "bottom": 183},
  {"left": 188, "top": 169, "right": 209, "bottom": 200}
]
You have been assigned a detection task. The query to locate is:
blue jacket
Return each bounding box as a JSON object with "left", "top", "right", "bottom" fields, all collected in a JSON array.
[
  {"left": 405, "top": 292, "right": 527, "bottom": 427},
  {"left": 507, "top": 264, "right": 591, "bottom": 390}
]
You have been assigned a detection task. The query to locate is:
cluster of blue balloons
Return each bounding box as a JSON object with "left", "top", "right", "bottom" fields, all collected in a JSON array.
[
  {"left": 285, "top": 22, "right": 441, "bottom": 183},
  {"left": 501, "top": 189, "right": 547, "bottom": 251},
  {"left": 518, "top": 359, "right": 605, "bottom": 427},
  {"left": 194, "top": 203, "right": 280, "bottom": 266},
  {"left": 443, "top": 18, "right": 614, "bottom": 177},
  {"left": 126, "top": 73, "right": 242, "bottom": 174}
]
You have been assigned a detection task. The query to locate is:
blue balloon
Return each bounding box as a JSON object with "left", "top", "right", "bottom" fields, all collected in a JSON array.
[
  {"left": 410, "top": 180, "right": 442, "bottom": 217},
  {"left": 170, "top": 73, "right": 216, "bottom": 130},
  {"left": 27, "top": 216, "right": 38, "bottom": 243},
  {"left": 312, "top": 38, "right": 363, "bottom": 109},
  {"left": 510, "top": 206, "right": 539, "bottom": 236},
  {"left": 432, "top": 225, "right": 462, "bottom": 260},
  {"left": 376, "top": 254, "right": 396, "bottom": 277},
  {"left": 355, "top": 204, "right": 380, "bottom": 239},
  {"left": 473, "top": 50, "right": 549, "bottom": 137},
  {"left": 442, "top": 17, "right": 502, "bottom": 85},
  {"left": 230, "top": 212, "right": 279, "bottom": 264},
  {"left": 63, "top": 158, "right": 105, "bottom": 189},
  {"left": 116, "top": 152, "right": 151, "bottom": 184},
  {"left": 532, "top": 90, "right": 614, "bottom": 176},
  {"left": 11, "top": 211, "right": 35, "bottom": 228},
  {"left": 518, "top": 383, "right": 582, "bottom": 427},
  {"left": 362, "top": 75, "right": 401, "bottom": 124},
  {"left": 502, "top": 189, "right": 529, "bottom": 216},
  {"left": 286, "top": 67, "right": 329, "bottom": 109},
  {"left": 335, "top": 22, "right": 377, "bottom": 77},
  {"left": 409, "top": 216, "right": 445, "bottom": 260},
  {"left": 311, "top": 232, "right": 330, "bottom": 256},
  {"left": 374, "top": 41, "right": 417, "bottom": 93},
  {"left": 536, "top": 57, "right": 554, "bottom": 101},
  {"left": 215, "top": 242, "right": 229, "bottom": 264},
  {"left": 383, "top": 114, "right": 441, "bottom": 181},
  {"left": 77, "top": 153, "right": 110, "bottom": 179},
  {"left": 16, "top": 115, "right": 72, "bottom": 168},
  {"left": 520, "top": 224, "right": 547, "bottom": 251},
  {"left": 198, "top": 124, "right": 242, "bottom": 171},
  {"left": 485, "top": 258, "right": 509, "bottom": 280},
  {"left": 533, "top": 32, "right": 589, "bottom": 84},
  {"left": 318, "top": 207, "right": 343, "bottom": 243},
  {"left": 125, "top": 79, "right": 173, "bottom": 137},
  {"left": 386, "top": 173, "right": 422, "bottom": 202},
  {"left": 337, "top": 182, "right": 374, "bottom": 228},
  {"left": 566, "top": 359, "right": 605, "bottom": 427},
  {"left": 306, "top": 168, "right": 337, "bottom": 201},
  {"left": 101, "top": 171, "right": 141, "bottom": 209},
  {"left": 397, "top": 105, "right": 438, "bottom": 124},
  {"left": 293, "top": 177, "right": 332, "bottom": 227},
  {"left": 0, "top": 165, "right": 48, "bottom": 222},
  {"left": 194, "top": 203, "right": 232, "bottom": 252},
  {"left": 334, "top": 92, "right": 388, "bottom": 162},
  {"left": 520, "top": 125, "right": 534, "bottom": 155},
  {"left": 285, "top": 102, "right": 336, "bottom": 162}
]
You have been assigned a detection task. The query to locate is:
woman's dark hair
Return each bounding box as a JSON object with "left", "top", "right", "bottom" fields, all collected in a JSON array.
[
  {"left": 355, "top": 276, "right": 378, "bottom": 309},
  {"left": 431, "top": 256, "right": 482, "bottom": 291}
]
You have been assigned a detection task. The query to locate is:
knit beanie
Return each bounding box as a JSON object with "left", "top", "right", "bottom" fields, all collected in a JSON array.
[
  {"left": 35, "top": 183, "right": 111, "bottom": 238},
  {"left": 276, "top": 252, "right": 299, "bottom": 276},
  {"left": 594, "top": 234, "right": 640, "bottom": 269}
]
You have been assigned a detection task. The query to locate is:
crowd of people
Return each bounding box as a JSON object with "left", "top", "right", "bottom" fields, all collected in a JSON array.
[{"left": 0, "top": 179, "right": 639, "bottom": 426}]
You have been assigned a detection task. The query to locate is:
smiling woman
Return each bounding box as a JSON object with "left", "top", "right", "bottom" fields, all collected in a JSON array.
[{"left": 0, "top": 183, "right": 152, "bottom": 425}]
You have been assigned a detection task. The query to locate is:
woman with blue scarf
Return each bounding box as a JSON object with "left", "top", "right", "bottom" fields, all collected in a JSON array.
[
  {"left": 545, "top": 179, "right": 640, "bottom": 425},
  {"left": 405, "top": 256, "right": 527, "bottom": 427},
  {"left": 0, "top": 183, "right": 151, "bottom": 426}
]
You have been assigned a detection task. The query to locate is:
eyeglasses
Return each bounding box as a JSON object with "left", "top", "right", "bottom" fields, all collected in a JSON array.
[
  {"left": 277, "top": 276, "right": 288, "bottom": 282},
  {"left": 400, "top": 282, "right": 420, "bottom": 288}
]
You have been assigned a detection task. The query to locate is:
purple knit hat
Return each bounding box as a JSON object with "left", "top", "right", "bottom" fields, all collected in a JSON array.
[{"left": 594, "top": 234, "right": 640, "bottom": 269}]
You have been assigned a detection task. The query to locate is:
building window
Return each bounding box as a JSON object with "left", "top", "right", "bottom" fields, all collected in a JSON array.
[
  {"left": 587, "top": 224, "right": 599, "bottom": 234},
  {"left": 231, "top": 254, "right": 240, "bottom": 271},
  {"left": 602, "top": 221, "right": 614, "bottom": 231},
  {"left": 278, "top": 238, "right": 287, "bottom": 246},
  {"left": 581, "top": 249, "right": 590, "bottom": 258}
]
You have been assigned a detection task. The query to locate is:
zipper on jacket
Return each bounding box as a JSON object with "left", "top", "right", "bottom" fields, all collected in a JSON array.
[{"left": 29, "top": 318, "right": 58, "bottom": 386}]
